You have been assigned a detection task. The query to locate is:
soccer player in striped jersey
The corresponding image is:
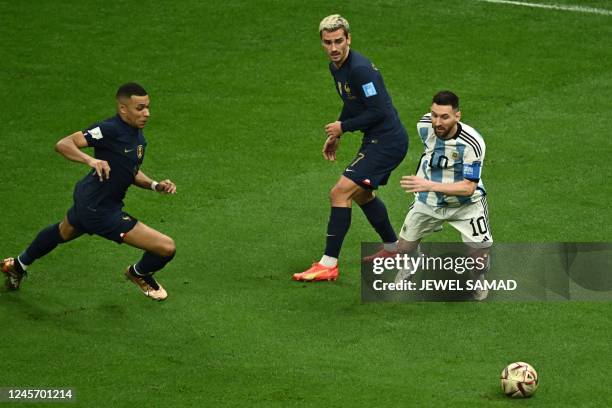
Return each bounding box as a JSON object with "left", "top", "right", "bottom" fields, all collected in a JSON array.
[{"left": 398, "top": 91, "right": 492, "bottom": 300}]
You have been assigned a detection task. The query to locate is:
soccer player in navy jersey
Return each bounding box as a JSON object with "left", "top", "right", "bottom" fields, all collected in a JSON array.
[
  {"left": 2, "top": 83, "right": 176, "bottom": 301},
  {"left": 293, "top": 15, "right": 409, "bottom": 282}
]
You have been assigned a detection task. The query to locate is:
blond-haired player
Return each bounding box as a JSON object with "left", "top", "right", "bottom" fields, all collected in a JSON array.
[{"left": 293, "top": 15, "right": 409, "bottom": 282}]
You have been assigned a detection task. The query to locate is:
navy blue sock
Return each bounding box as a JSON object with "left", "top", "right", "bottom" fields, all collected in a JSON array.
[
  {"left": 324, "top": 207, "right": 352, "bottom": 258},
  {"left": 135, "top": 251, "right": 175, "bottom": 275},
  {"left": 129, "top": 264, "right": 161, "bottom": 290},
  {"left": 19, "top": 223, "right": 65, "bottom": 266},
  {"left": 359, "top": 197, "right": 397, "bottom": 243}
]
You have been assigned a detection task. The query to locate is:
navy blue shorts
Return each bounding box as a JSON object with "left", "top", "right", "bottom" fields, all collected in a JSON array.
[
  {"left": 343, "top": 136, "right": 408, "bottom": 190},
  {"left": 67, "top": 204, "right": 138, "bottom": 244}
]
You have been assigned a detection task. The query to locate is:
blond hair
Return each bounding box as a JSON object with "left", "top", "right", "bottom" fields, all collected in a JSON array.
[{"left": 319, "top": 14, "right": 350, "bottom": 37}]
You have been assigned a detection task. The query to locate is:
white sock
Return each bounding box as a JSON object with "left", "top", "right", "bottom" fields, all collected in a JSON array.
[
  {"left": 383, "top": 241, "right": 398, "bottom": 252},
  {"left": 319, "top": 255, "right": 338, "bottom": 267},
  {"left": 17, "top": 256, "right": 28, "bottom": 271}
]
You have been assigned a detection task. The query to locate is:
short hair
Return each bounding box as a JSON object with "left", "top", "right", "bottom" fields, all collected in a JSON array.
[
  {"left": 319, "top": 14, "right": 350, "bottom": 37},
  {"left": 116, "top": 82, "right": 147, "bottom": 100},
  {"left": 432, "top": 90, "right": 459, "bottom": 110}
]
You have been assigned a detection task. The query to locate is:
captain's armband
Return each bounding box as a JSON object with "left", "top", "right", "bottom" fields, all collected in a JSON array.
[{"left": 463, "top": 161, "right": 481, "bottom": 180}]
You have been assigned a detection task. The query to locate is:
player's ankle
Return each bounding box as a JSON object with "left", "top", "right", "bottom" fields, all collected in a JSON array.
[
  {"left": 319, "top": 255, "right": 338, "bottom": 267},
  {"left": 383, "top": 241, "right": 398, "bottom": 252}
]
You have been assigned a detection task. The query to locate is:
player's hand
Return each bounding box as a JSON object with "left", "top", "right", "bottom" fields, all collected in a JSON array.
[
  {"left": 325, "top": 121, "right": 343, "bottom": 139},
  {"left": 322, "top": 135, "right": 340, "bottom": 161},
  {"left": 156, "top": 179, "right": 177, "bottom": 194},
  {"left": 400, "top": 175, "right": 433, "bottom": 193},
  {"left": 88, "top": 158, "right": 111, "bottom": 182}
]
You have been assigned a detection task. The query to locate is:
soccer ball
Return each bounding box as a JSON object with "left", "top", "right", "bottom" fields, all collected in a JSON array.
[{"left": 500, "top": 362, "right": 539, "bottom": 398}]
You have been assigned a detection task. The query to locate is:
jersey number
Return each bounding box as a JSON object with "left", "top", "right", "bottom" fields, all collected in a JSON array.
[
  {"left": 429, "top": 152, "right": 449, "bottom": 169},
  {"left": 469, "top": 216, "right": 488, "bottom": 237},
  {"left": 350, "top": 153, "right": 366, "bottom": 167}
]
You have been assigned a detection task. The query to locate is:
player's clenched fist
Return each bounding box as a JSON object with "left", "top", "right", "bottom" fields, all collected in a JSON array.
[
  {"left": 324, "top": 121, "right": 343, "bottom": 139},
  {"left": 156, "top": 179, "right": 177, "bottom": 194}
]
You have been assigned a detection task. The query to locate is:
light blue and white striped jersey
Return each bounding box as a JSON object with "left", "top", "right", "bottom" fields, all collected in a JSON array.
[{"left": 415, "top": 113, "right": 486, "bottom": 207}]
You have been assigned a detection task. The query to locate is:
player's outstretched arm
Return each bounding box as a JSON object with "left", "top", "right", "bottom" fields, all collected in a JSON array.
[
  {"left": 55, "top": 132, "right": 110, "bottom": 181},
  {"left": 134, "top": 170, "right": 177, "bottom": 194},
  {"left": 400, "top": 175, "right": 477, "bottom": 197}
]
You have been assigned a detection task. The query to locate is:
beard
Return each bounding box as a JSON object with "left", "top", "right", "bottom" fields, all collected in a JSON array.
[{"left": 434, "top": 127, "right": 451, "bottom": 138}]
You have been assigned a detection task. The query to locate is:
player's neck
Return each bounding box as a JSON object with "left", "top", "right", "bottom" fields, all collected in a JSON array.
[{"left": 117, "top": 113, "right": 138, "bottom": 129}]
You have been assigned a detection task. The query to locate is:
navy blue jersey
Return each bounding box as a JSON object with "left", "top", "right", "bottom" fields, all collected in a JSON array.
[
  {"left": 74, "top": 114, "right": 146, "bottom": 210},
  {"left": 330, "top": 50, "right": 407, "bottom": 142}
]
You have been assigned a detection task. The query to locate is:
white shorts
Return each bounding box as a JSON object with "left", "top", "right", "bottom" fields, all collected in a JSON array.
[{"left": 399, "top": 197, "right": 493, "bottom": 247}]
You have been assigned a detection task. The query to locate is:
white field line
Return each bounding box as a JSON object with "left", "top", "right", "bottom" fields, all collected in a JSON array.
[{"left": 479, "top": 0, "right": 612, "bottom": 16}]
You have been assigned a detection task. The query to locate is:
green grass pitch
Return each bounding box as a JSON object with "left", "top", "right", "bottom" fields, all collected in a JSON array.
[{"left": 1, "top": 0, "right": 611, "bottom": 406}]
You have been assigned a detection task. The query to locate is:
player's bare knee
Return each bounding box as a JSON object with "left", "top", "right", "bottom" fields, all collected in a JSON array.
[
  {"left": 329, "top": 188, "right": 341, "bottom": 202},
  {"left": 330, "top": 184, "right": 353, "bottom": 201},
  {"left": 59, "top": 220, "right": 77, "bottom": 241},
  {"left": 158, "top": 237, "right": 176, "bottom": 258},
  {"left": 329, "top": 185, "right": 342, "bottom": 200}
]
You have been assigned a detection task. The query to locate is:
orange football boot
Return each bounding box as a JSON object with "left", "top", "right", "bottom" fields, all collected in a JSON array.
[{"left": 292, "top": 263, "right": 339, "bottom": 282}]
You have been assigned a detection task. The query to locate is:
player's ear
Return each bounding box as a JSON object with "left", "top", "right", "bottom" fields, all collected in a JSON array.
[
  {"left": 347, "top": 33, "right": 351, "bottom": 45},
  {"left": 455, "top": 110, "right": 461, "bottom": 122},
  {"left": 117, "top": 101, "right": 127, "bottom": 115}
]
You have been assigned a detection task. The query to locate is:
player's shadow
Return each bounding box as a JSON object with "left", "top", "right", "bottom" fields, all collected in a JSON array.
[{"left": 0, "top": 290, "right": 127, "bottom": 334}]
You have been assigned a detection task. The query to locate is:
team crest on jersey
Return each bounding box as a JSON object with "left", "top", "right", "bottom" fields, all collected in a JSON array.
[
  {"left": 137, "top": 145, "right": 144, "bottom": 159},
  {"left": 343, "top": 82, "right": 352, "bottom": 96},
  {"left": 337, "top": 81, "right": 355, "bottom": 99},
  {"left": 452, "top": 151, "right": 459, "bottom": 160}
]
